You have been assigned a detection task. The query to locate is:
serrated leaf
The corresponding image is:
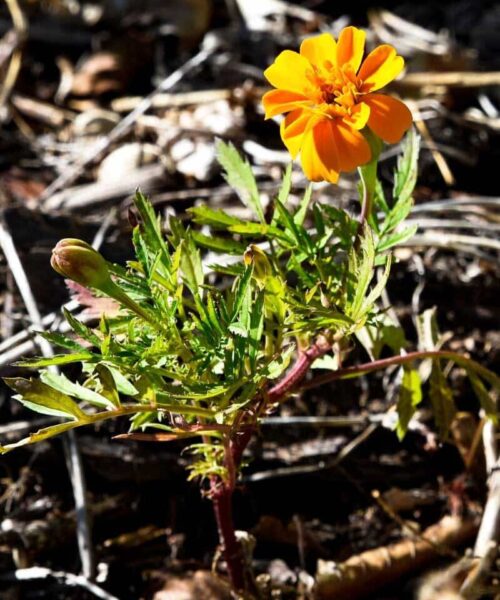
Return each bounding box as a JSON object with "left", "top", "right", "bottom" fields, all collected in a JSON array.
[
  {"left": 349, "top": 228, "right": 375, "bottom": 320},
  {"left": 377, "top": 224, "right": 418, "bottom": 253},
  {"left": 228, "top": 322, "right": 248, "bottom": 338},
  {"left": 39, "top": 331, "right": 89, "bottom": 353},
  {"left": 374, "top": 178, "right": 389, "bottom": 214},
  {"left": 5, "top": 378, "right": 87, "bottom": 420},
  {"left": 429, "top": 362, "right": 456, "bottom": 438},
  {"left": 396, "top": 367, "right": 422, "bottom": 440},
  {"left": 188, "top": 206, "right": 244, "bottom": 229},
  {"left": 133, "top": 190, "right": 171, "bottom": 271},
  {"left": 216, "top": 140, "right": 264, "bottom": 222},
  {"left": 191, "top": 231, "right": 246, "bottom": 255},
  {"left": 359, "top": 255, "right": 392, "bottom": 318},
  {"left": 63, "top": 308, "right": 101, "bottom": 346},
  {"left": 180, "top": 234, "right": 204, "bottom": 295},
  {"left": 394, "top": 128, "right": 420, "bottom": 204}
]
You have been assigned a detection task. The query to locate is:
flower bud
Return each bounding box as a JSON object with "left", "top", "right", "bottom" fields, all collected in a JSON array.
[
  {"left": 243, "top": 244, "right": 271, "bottom": 286},
  {"left": 51, "top": 239, "right": 112, "bottom": 291}
]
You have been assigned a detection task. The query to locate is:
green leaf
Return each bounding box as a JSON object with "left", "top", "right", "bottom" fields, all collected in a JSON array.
[
  {"left": 228, "top": 322, "right": 248, "bottom": 338},
  {"left": 180, "top": 234, "right": 204, "bottom": 295},
  {"left": 429, "top": 362, "right": 456, "bottom": 438},
  {"left": 95, "top": 364, "right": 121, "bottom": 408},
  {"left": 349, "top": 228, "right": 375, "bottom": 320},
  {"left": 63, "top": 308, "right": 101, "bottom": 346},
  {"left": 102, "top": 365, "right": 139, "bottom": 397},
  {"left": 15, "top": 353, "right": 94, "bottom": 368},
  {"left": 133, "top": 190, "right": 171, "bottom": 271},
  {"left": 228, "top": 222, "right": 287, "bottom": 242},
  {"left": 230, "top": 266, "right": 253, "bottom": 321},
  {"left": 416, "top": 307, "right": 440, "bottom": 352},
  {"left": 294, "top": 183, "right": 313, "bottom": 226},
  {"left": 216, "top": 140, "right": 264, "bottom": 222},
  {"left": 5, "top": 377, "right": 87, "bottom": 420},
  {"left": 393, "top": 128, "right": 420, "bottom": 204},
  {"left": 39, "top": 331, "right": 89, "bottom": 353},
  {"left": 278, "top": 163, "right": 292, "bottom": 204},
  {"left": 373, "top": 178, "right": 389, "bottom": 214},
  {"left": 0, "top": 421, "right": 84, "bottom": 454},
  {"left": 40, "top": 371, "right": 114, "bottom": 409},
  {"left": 396, "top": 367, "right": 422, "bottom": 440},
  {"left": 188, "top": 206, "right": 244, "bottom": 229},
  {"left": 275, "top": 199, "right": 312, "bottom": 251},
  {"left": 359, "top": 255, "right": 392, "bottom": 318},
  {"left": 248, "top": 291, "right": 264, "bottom": 368},
  {"left": 377, "top": 224, "right": 418, "bottom": 253},
  {"left": 191, "top": 231, "right": 246, "bottom": 255},
  {"left": 355, "top": 317, "right": 407, "bottom": 360},
  {"left": 264, "top": 346, "right": 295, "bottom": 380}
]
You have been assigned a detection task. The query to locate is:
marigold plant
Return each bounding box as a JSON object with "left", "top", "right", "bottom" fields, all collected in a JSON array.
[{"left": 3, "top": 28, "right": 498, "bottom": 599}]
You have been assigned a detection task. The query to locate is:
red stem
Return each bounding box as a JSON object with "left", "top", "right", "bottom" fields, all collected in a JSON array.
[
  {"left": 211, "top": 479, "right": 245, "bottom": 592},
  {"left": 299, "top": 349, "right": 491, "bottom": 392},
  {"left": 210, "top": 338, "right": 331, "bottom": 592},
  {"left": 268, "top": 338, "right": 331, "bottom": 402}
]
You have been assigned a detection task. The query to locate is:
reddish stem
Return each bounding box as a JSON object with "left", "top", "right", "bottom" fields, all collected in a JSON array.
[
  {"left": 210, "top": 337, "right": 332, "bottom": 593},
  {"left": 268, "top": 338, "right": 331, "bottom": 402},
  {"left": 211, "top": 479, "right": 245, "bottom": 592},
  {"left": 299, "top": 349, "right": 491, "bottom": 392}
]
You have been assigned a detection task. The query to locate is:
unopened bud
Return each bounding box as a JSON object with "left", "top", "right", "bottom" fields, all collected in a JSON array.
[
  {"left": 243, "top": 244, "right": 271, "bottom": 285},
  {"left": 51, "top": 239, "right": 112, "bottom": 291}
]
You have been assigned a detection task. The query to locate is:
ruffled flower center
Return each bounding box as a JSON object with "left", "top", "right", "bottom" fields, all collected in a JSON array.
[{"left": 306, "top": 63, "right": 363, "bottom": 119}]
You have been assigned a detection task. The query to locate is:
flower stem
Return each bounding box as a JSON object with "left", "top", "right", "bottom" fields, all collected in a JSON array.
[{"left": 358, "top": 131, "right": 382, "bottom": 226}]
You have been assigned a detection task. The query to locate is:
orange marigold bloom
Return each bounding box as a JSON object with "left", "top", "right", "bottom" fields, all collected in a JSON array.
[{"left": 262, "top": 27, "right": 413, "bottom": 183}]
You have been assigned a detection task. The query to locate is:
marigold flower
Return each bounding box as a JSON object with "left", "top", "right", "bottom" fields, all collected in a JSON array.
[{"left": 262, "top": 27, "right": 412, "bottom": 183}]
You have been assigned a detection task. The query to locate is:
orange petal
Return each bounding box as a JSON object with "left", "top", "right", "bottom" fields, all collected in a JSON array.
[
  {"left": 264, "top": 50, "right": 312, "bottom": 95},
  {"left": 262, "top": 89, "right": 310, "bottom": 118},
  {"left": 359, "top": 45, "right": 405, "bottom": 92},
  {"left": 330, "top": 121, "right": 371, "bottom": 172},
  {"left": 363, "top": 94, "right": 413, "bottom": 143},
  {"left": 344, "top": 102, "right": 370, "bottom": 130},
  {"left": 300, "top": 33, "right": 337, "bottom": 67},
  {"left": 280, "top": 109, "right": 311, "bottom": 158},
  {"left": 336, "top": 26, "right": 365, "bottom": 74},
  {"left": 300, "top": 121, "right": 340, "bottom": 183}
]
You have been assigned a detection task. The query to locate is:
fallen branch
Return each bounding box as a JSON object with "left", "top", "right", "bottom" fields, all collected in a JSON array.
[{"left": 315, "top": 516, "right": 479, "bottom": 600}]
